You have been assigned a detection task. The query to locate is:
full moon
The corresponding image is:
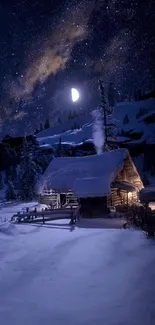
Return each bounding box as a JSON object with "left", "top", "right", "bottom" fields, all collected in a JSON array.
[{"left": 71, "top": 88, "right": 79, "bottom": 102}]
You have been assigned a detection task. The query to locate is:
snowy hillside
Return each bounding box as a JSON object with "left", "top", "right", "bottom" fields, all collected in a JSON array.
[
  {"left": 37, "top": 98, "right": 155, "bottom": 147},
  {"left": 38, "top": 114, "right": 91, "bottom": 139},
  {"left": 115, "top": 98, "right": 155, "bottom": 131},
  {"left": 38, "top": 118, "right": 93, "bottom": 147}
]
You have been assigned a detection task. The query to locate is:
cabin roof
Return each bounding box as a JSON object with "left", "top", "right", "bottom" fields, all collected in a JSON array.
[
  {"left": 37, "top": 148, "right": 133, "bottom": 196},
  {"left": 74, "top": 177, "right": 112, "bottom": 198}
]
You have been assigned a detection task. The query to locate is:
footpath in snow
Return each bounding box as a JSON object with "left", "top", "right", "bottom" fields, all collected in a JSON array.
[{"left": 0, "top": 215, "right": 155, "bottom": 325}]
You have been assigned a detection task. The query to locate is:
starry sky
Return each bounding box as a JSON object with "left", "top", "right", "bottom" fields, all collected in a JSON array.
[{"left": 0, "top": 0, "right": 155, "bottom": 136}]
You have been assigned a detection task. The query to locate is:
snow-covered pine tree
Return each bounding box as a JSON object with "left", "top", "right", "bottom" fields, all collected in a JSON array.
[
  {"left": 123, "top": 114, "right": 129, "bottom": 124},
  {"left": 44, "top": 118, "right": 50, "bottom": 129},
  {"left": 5, "top": 180, "right": 16, "bottom": 201},
  {"left": 18, "top": 138, "right": 38, "bottom": 200},
  {"left": 98, "top": 79, "right": 117, "bottom": 151}
]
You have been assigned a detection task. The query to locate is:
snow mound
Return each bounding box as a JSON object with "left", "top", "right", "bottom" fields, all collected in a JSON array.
[
  {"left": 140, "top": 187, "right": 155, "bottom": 203},
  {"left": 32, "top": 203, "right": 49, "bottom": 211},
  {"left": 21, "top": 203, "right": 49, "bottom": 212},
  {"left": 0, "top": 222, "right": 18, "bottom": 236}
]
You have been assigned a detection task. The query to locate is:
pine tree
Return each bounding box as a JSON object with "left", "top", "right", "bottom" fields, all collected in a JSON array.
[
  {"left": 120, "top": 129, "right": 125, "bottom": 136},
  {"left": 0, "top": 172, "right": 3, "bottom": 189},
  {"left": 108, "top": 81, "right": 115, "bottom": 108},
  {"left": 11, "top": 166, "right": 17, "bottom": 181},
  {"left": 128, "top": 90, "right": 133, "bottom": 102},
  {"left": 56, "top": 137, "right": 62, "bottom": 157},
  {"left": 18, "top": 138, "right": 38, "bottom": 200},
  {"left": 4, "top": 168, "right": 11, "bottom": 184},
  {"left": 44, "top": 118, "right": 50, "bottom": 129},
  {"left": 34, "top": 128, "right": 39, "bottom": 134},
  {"left": 40, "top": 123, "right": 43, "bottom": 132},
  {"left": 5, "top": 180, "right": 16, "bottom": 201},
  {"left": 136, "top": 107, "right": 148, "bottom": 119},
  {"left": 99, "top": 79, "right": 117, "bottom": 151},
  {"left": 34, "top": 153, "right": 50, "bottom": 174},
  {"left": 123, "top": 114, "right": 129, "bottom": 124}
]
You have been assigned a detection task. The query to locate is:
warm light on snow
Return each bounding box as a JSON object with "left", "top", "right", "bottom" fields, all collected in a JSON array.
[
  {"left": 128, "top": 192, "right": 132, "bottom": 199},
  {"left": 71, "top": 88, "right": 79, "bottom": 102}
]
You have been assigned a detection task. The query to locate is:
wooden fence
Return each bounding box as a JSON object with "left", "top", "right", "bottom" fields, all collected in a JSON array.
[{"left": 11, "top": 208, "right": 74, "bottom": 224}]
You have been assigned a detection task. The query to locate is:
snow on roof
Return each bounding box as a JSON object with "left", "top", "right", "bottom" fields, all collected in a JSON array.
[
  {"left": 74, "top": 177, "right": 111, "bottom": 198},
  {"left": 37, "top": 148, "right": 129, "bottom": 195},
  {"left": 140, "top": 187, "right": 155, "bottom": 203}
]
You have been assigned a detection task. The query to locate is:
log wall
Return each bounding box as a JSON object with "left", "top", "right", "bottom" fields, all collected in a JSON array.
[
  {"left": 115, "top": 156, "right": 143, "bottom": 189},
  {"left": 39, "top": 193, "right": 59, "bottom": 208},
  {"left": 108, "top": 155, "right": 143, "bottom": 207}
]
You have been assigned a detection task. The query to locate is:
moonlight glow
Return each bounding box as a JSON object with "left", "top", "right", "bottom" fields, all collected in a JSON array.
[{"left": 71, "top": 88, "right": 79, "bottom": 102}]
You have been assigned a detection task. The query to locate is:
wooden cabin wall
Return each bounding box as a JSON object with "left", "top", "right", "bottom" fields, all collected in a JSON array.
[
  {"left": 108, "top": 189, "right": 139, "bottom": 207},
  {"left": 40, "top": 195, "right": 55, "bottom": 205},
  {"left": 39, "top": 193, "right": 60, "bottom": 208},
  {"left": 40, "top": 191, "right": 76, "bottom": 208},
  {"left": 107, "top": 189, "right": 127, "bottom": 207},
  {"left": 115, "top": 156, "right": 143, "bottom": 189}
]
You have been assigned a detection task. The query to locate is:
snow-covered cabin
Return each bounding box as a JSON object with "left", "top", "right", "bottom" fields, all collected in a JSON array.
[{"left": 37, "top": 149, "right": 143, "bottom": 214}]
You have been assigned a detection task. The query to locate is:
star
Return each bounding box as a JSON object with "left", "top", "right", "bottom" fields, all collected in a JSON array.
[{"left": 0, "top": 0, "right": 154, "bottom": 136}]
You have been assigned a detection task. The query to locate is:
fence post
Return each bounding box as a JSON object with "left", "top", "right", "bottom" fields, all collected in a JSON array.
[{"left": 43, "top": 214, "right": 45, "bottom": 224}]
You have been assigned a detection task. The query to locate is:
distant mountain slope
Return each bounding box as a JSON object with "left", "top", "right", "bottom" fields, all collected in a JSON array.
[
  {"left": 38, "top": 114, "right": 91, "bottom": 138},
  {"left": 37, "top": 98, "right": 155, "bottom": 147}
]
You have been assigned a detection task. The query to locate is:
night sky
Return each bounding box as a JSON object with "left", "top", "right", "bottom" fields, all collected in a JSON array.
[{"left": 0, "top": 0, "right": 155, "bottom": 136}]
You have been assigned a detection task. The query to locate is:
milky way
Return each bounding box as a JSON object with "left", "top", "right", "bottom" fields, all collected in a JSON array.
[{"left": 0, "top": 0, "right": 155, "bottom": 136}]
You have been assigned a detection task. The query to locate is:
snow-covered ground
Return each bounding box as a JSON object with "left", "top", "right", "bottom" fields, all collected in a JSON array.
[{"left": 0, "top": 218, "right": 155, "bottom": 325}]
